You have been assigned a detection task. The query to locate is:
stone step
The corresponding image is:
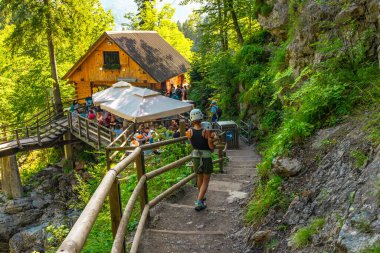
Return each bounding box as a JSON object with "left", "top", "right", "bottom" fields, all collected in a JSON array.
[
  {"left": 167, "top": 185, "right": 246, "bottom": 207},
  {"left": 148, "top": 203, "right": 233, "bottom": 232},
  {"left": 138, "top": 230, "right": 235, "bottom": 253},
  {"left": 212, "top": 173, "right": 252, "bottom": 183},
  {"left": 223, "top": 167, "right": 256, "bottom": 177},
  {"left": 208, "top": 180, "right": 244, "bottom": 192},
  {"left": 167, "top": 186, "right": 225, "bottom": 206}
]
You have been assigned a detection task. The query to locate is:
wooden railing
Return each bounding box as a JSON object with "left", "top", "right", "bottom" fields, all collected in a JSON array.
[
  {"left": 0, "top": 103, "right": 68, "bottom": 148},
  {"left": 68, "top": 112, "right": 125, "bottom": 149},
  {"left": 0, "top": 97, "right": 86, "bottom": 147},
  {"left": 57, "top": 125, "right": 227, "bottom": 253},
  {"left": 239, "top": 120, "right": 253, "bottom": 145}
]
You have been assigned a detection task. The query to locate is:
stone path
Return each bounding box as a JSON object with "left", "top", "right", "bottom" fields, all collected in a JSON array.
[{"left": 138, "top": 140, "right": 260, "bottom": 253}]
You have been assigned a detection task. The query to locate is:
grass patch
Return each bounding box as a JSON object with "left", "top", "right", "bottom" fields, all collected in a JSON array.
[
  {"left": 291, "top": 217, "right": 325, "bottom": 248},
  {"left": 245, "top": 175, "right": 286, "bottom": 224},
  {"left": 350, "top": 149, "right": 368, "bottom": 169},
  {"left": 18, "top": 148, "right": 62, "bottom": 186},
  {"left": 361, "top": 244, "right": 380, "bottom": 253}
]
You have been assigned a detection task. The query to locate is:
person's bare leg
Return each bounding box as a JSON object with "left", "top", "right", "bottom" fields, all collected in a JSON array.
[
  {"left": 197, "top": 173, "right": 203, "bottom": 191},
  {"left": 198, "top": 173, "right": 211, "bottom": 201}
]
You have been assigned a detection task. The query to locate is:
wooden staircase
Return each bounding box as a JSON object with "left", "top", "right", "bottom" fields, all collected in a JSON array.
[{"left": 0, "top": 105, "right": 69, "bottom": 158}]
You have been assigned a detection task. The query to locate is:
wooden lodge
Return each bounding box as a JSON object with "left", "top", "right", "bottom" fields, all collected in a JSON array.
[{"left": 63, "top": 31, "right": 190, "bottom": 99}]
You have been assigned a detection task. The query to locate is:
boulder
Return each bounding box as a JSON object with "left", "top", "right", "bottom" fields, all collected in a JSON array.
[
  {"left": 272, "top": 157, "right": 302, "bottom": 177},
  {"left": 9, "top": 224, "right": 45, "bottom": 253},
  {"left": 249, "top": 230, "right": 273, "bottom": 245}
]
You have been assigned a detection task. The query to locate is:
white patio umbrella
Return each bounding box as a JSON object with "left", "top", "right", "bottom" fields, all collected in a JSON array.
[
  {"left": 92, "top": 81, "right": 142, "bottom": 106},
  {"left": 100, "top": 88, "right": 194, "bottom": 123}
]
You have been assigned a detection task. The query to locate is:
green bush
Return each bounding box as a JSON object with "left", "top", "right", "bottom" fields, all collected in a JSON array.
[
  {"left": 291, "top": 218, "right": 325, "bottom": 248},
  {"left": 19, "top": 148, "right": 62, "bottom": 186},
  {"left": 350, "top": 150, "right": 368, "bottom": 169},
  {"left": 245, "top": 175, "right": 284, "bottom": 224}
]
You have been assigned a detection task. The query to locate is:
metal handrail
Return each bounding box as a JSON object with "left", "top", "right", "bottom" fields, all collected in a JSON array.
[{"left": 239, "top": 120, "right": 253, "bottom": 145}]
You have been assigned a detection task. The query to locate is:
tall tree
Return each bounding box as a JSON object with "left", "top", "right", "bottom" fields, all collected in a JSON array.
[{"left": 0, "top": 0, "right": 113, "bottom": 113}]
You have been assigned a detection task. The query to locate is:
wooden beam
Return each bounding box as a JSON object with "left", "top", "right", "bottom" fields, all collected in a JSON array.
[{"left": 0, "top": 155, "right": 23, "bottom": 198}]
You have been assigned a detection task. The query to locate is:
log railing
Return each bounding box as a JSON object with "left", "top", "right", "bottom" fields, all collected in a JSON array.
[
  {"left": 0, "top": 97, "right": 86, "bottom": 146},
  {"left": 68, "top": 112, "right": 123, "bottom": 149},
  {"left": 0, "top": 104, "right": 68, "bottom": 148},
  {"left": 57, "top": 124, "right": 227, "bottom": 253}
]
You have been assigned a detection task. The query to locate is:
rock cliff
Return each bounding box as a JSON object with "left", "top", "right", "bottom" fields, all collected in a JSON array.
[
  {"left": 258, "top": 0, "right": 379, "bottom": 74},
  {"left": 0, "top": 166, "right": 79, "bottom": 252},
  {"left": 244, "top": 110, "right": 380, "bottom": 252}
]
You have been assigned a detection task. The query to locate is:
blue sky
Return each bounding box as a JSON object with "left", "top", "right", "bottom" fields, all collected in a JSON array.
[{"left": 100, "top": 0, "right": 200, "bottom": 30}]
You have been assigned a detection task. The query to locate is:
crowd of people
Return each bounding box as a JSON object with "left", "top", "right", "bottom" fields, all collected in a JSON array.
[
  {"left": 70, "top": 98, "right": 189, "bottom": 151},
  {"left": 165, "top": 83, "right": 188, "bottom": 100}
]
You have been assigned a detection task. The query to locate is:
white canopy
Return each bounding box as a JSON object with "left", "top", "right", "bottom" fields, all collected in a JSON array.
[
  {"left": 92, "top": 81, "right": 141, "bottom": 106},
  {"left": 100, "top": 89, "right": 194, "bottom": 123}
]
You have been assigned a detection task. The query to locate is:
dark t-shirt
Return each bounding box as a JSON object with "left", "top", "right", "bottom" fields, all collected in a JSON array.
[{"left": 190, "top": 128, "right": 210, "bottom": 150}]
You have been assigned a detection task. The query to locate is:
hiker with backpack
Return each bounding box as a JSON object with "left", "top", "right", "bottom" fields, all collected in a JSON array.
[
  {"left": 186, "top": 109, "right": 215, "bottom": 211},
  {"left": 210, "top": 100, "right": 222, "bottom": 122}
]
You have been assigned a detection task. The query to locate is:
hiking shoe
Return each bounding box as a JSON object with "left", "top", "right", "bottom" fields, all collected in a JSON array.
[{"left": 195, "top": 200, "right": 207, "bottom": 211}]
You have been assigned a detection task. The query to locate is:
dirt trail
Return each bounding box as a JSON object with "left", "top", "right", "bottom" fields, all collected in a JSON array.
[{"left": 138, "top": 140, "right": 260, "bottom": 253}]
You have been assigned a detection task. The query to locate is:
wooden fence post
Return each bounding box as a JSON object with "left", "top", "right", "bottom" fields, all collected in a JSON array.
[
  {"left": 106, "top": 149, "right": 125, "bottom": 253},
  {"left": 37, "top": 119, "right": 41, "bottom": 146},
  {"left": 15, "top": 129, "right": 22, "bottom": 148},
  {"left": 85, "top": 120, "right": 89, "bottom": 141},
  {"left": 179, "top": 119, "right": 186, "bottom": 137},
  {"left": 63, "top": 132, "right": 74, "bottom": 169},
  {"left": 135, "top": 152, "right": 148, "bottom": 214},
  {"left": 97, "top": 125, "right": 101, "bottom": 149},
  {"left": 68, "top": 113, "right": 73, "bottom": 133},
  {"left": 78, "top": 116, "right": 82, "bottom": 137}
]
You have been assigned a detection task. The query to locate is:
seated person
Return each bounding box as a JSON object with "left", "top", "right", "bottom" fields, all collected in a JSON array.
[
  {"left": 97, "top": 111, "right": 104, "bottom": 125},
  {"left": 109, "top": 114, "right": 117, "bottom": 128},
  {"left": 173, "top": 126, "right": 181, "bottom": 138},
  {"left": 104, "top": 113, "right": 112, "bottom": 127},
  {"left": 114, "top": 125, "right": 123, "bottom": 136},
  {"left": 88, "top": 110, "right": 96, "bottom": 120}
]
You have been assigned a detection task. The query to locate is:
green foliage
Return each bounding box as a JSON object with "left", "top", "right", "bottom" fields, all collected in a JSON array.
[
  {"left": 71, "top": 141, "right": 193, "bottom": 252},
  {"left": 291, "top": 218, "right": 325, "bottom": 248},
  {"left": 45, "top": 224, "right": 69, "bottom": 251},
  {"left": 73, "top": 172, "right": 92, "bottom": 209},
  {"left": 363, "top": 107, "right": 380, "bottom": 146},
  {"left": 245, "top": 175, "right": 285, "bottom": 224},
  {"left": 125, "top": 0, "right": 193, "bottom": 61},
  {"left": 251, "top": 0, "right": 273, "bottom": 17},
  {"left": 361, "top": 244, "right": 380, "bottom": 253},
  {"left": 18, "top": 148, "right": 61, "bottom": 186},
  {"left": 355, "top": 219, "right": 373, "bottom": 234},
  {"left": 350, "top": 150, "right": 368, "bottom": 169},
  {"left": 0, "top": 1, "right": 113, "bottom": 123}
]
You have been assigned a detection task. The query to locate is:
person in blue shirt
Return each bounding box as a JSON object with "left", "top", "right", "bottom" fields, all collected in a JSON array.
[
  {"left": 114, "top": 125, "right": 123, "bottom": 136},
  {"left": 210, "top": 100, "right": 219, "bottom": 122}
]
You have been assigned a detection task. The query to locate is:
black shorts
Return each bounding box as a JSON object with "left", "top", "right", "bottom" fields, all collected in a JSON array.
[{"left": 193, "top": 157, "right": 213, "bottom": 174}]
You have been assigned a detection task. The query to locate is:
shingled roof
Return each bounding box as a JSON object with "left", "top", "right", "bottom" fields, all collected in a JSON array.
[{"left": 63, "top": 31, "right": 190, "bottom": 83}]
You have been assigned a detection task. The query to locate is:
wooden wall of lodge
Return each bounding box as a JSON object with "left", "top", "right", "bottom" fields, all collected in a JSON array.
[{"left": 68, "top": 38, "right": 183, "bottom": 99}]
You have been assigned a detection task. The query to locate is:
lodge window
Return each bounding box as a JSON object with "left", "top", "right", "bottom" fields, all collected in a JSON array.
[{"left": 103, "top": 51, "right": 120, "bottom": 70}]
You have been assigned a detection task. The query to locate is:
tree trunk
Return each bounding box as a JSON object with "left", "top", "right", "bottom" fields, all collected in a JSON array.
[
  {"left": 217, "top": 0, "right": 228, "bottom": 51},
  {"left": 44, "top": 0, "right": 63, "bottom": 113},
  {"left": 223, "top": 0, "right": 229, "bottom": 49},
  {"left": 226, "top": 0, "right": 244, "bottom": 45}
]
